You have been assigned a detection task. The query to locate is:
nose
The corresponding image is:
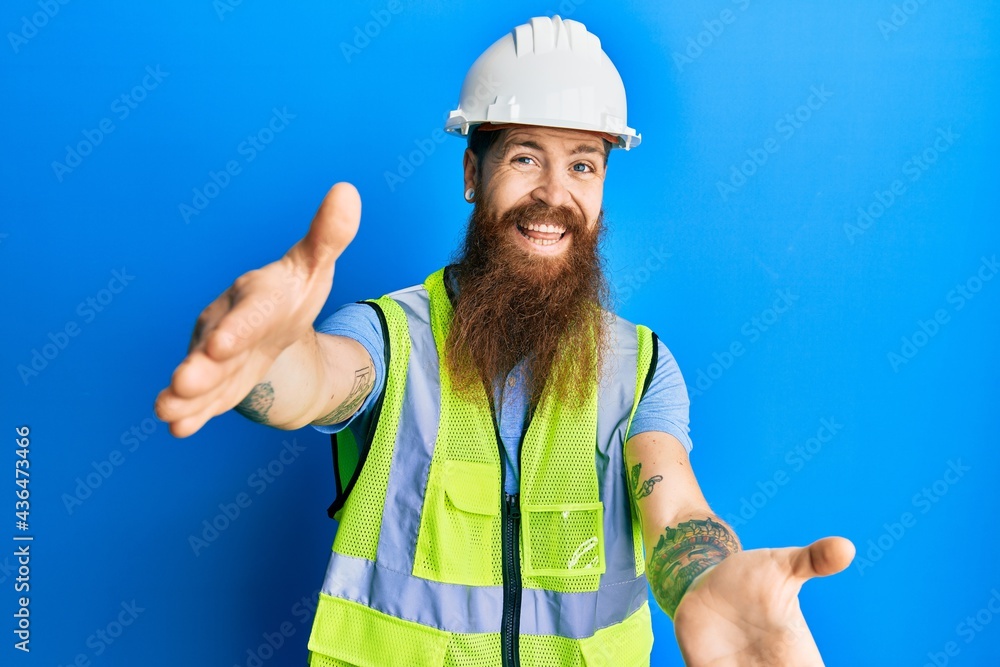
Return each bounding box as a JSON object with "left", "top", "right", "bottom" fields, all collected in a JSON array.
[{"left": 530, "top": 168, "right": 573, "bottom": 209}]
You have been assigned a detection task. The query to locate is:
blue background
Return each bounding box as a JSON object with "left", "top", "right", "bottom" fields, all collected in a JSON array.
[{"left": 3, "top": 1, "right": 999, "bottom": 665}]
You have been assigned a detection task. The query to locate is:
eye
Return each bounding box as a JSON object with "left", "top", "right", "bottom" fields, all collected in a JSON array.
[
  {"left": 572, "top": 162, "right": 595, "bottom": 173},
  {"left": 513, "top": 156, "right": 537, "bottom": 166}
]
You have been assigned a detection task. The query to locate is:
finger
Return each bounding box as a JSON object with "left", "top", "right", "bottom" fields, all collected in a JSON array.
[
  {"left": 158, "top": 371, "right": 245, "bottom": 438},
  {"left": 155, "top": 373, "right": 229, "bottom": 428},
  {"left": 156, "top": 392, "right": 207, "bottom": 439},
  {"left": 188, "top": 291, "right": 234, "bottom": 354},
  {"left": 156, "top": 350, "right": 250, "bottom": 422},
  {"left": 293, "top": 182, "right": 362, "bottom": 268},
  {"left": 170, "top": 412, "right": 211, "bottom": 439},
  {"left": 170, "top": 349, "right": 232, "bottom": 399},
  {"left": 790, "top": 536, "right": 856, "bottom": 580},
  {"left": 171, "top": 359, "right": 275, "bottom": 437},
  {"left": 170, "top": 395, "right": 230, "bottom": 438},
  {"left": 202, "top": 286, "right": 286, "bottom": 360},
  {"left": 154, "top": 387, "right": 178, "bottom": 424}
]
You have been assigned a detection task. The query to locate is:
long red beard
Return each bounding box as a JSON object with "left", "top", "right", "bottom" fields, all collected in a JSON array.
[{"left": 445, "top": 195, "right": 610, "bottom": 410}]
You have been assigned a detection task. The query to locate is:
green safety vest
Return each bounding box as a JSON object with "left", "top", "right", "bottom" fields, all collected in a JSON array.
[{"left": 307, "top": 268, "right": 658, "bottom": 667}]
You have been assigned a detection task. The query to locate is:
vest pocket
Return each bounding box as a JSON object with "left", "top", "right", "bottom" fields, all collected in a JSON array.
[
  {"left": 308, "top": 593, "right": 450, "bottom": 667},
  {"left": 413, "top": 460, "right": 501, "bottom": 585},
  {"left": 443, "top": 460, "right": 499, "bottom": 516},
  {"left": 521, "top": 502, "right": 606, "bottom": 577}
]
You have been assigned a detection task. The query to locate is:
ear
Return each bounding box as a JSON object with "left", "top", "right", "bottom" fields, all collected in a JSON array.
[{"left": 463, "top": 148, "right": 478, "bottom": 196}]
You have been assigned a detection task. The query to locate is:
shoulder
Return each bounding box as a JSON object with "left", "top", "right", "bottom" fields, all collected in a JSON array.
[
  {"left": 601, "top": 309, "right": 679, "bottom": 361},
  {"left": 382, "top": 282, "right": 432, "bottom": 327},
  {"left": 596, "top": 309, "right": 649, "bottom": 395},
  {"left": 600, "top": 308, "right": 654, "bottom": 357},
  {"left": 384, "top": 282, "right": 427, "bottom": 300},
  {"left": 600, "top": 308, "right": 687, "bottom": 398},
  {"left": 625, "top": 316, "right": 692, "bottom": 452},
  {"left": 315, "top": 281, "right": 426, "bottom": 349},
  {"left": 602, "top": 308, "right": 638, "bottom": 339},
  {"left": 384, "top": 282, "right": 429, "bottom": 307}
]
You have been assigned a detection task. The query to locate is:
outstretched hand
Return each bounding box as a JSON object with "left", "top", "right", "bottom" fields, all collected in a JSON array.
[
  {"left": 673, "top": 536, "right": 855, "bottom": 666},
  {"left": 154, "top": 183, "right": 361, "bottom": 437}
]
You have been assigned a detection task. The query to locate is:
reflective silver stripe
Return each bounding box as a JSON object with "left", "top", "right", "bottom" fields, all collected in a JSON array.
[
  {"left": 321, "top": 550, "right": 649, "bottom": 639},
  {"left": 375, "top": 286, "right": 440, "bottom": 574},
  {"left": 596, "top": 314, "right": 644, "bottom": 583}
]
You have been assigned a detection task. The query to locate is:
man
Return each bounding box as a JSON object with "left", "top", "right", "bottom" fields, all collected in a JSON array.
[{"left": 155, "top": 15, "right": 854, "bottom": 667}]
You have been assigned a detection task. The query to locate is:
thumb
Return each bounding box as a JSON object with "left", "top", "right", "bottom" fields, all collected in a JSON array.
[
  {"left": 790, "top": 536, "right": 856, "bottom": 580},
  {"left": 297, "top": 182, "right": 361, "bottom": 268}
]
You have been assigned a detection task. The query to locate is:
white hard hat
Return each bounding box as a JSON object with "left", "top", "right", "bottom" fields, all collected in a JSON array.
[{"left": 445, "top": 15, "right": 641, "bottom": 150}]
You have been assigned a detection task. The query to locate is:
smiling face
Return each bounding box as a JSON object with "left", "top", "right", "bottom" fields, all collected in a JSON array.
[
  {"left": 464, "top": 125, "right": 609, "bottom": 263},
  {"left": 447, "top": 124, "right": 613, "bottom": 409}
]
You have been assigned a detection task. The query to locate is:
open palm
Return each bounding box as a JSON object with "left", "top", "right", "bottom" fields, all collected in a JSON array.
[
  {"left": 154, "top": 182, "right": 360, "bottom": 437},
  {"left": 673, "top": 536, "right": 855, "bottom": 666}
]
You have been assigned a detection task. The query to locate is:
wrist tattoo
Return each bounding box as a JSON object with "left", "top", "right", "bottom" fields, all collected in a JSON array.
[
  {"left": 647, "top": 517, "right": 742, "bottom": 618},
  {"left": 235, "top": 382, "right": 275, "bottom": 424}
]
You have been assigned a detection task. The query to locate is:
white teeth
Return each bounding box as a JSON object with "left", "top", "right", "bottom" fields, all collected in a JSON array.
[
  {"left": 522, "top": 222, "right": 566, "bottom": 234},
  {"left": 527, "top": 237, "right": 558, "bottom": 246}
]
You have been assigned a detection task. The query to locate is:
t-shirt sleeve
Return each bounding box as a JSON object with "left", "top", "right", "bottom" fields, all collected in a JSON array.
[
  {"left": 627, "top": 337, "right": 693, "bottom": 453},
  {"left": 309, "top": 301, "right": 387, "bottom": 435}
]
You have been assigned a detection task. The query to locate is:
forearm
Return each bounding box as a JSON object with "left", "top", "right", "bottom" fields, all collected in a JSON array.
[
  {"left": 646, "top": 513, "right": 742, "bottom": 618},
  {"left": 622, "top": 432, "right": 743, "bottom": 617},
  {"left": 234, "top": 331, "right": 374, "bottom": 430}
]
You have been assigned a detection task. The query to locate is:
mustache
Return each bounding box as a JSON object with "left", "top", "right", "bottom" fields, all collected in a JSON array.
[{"left": 496, "top": 200, "right": 587, "bottom": 235}]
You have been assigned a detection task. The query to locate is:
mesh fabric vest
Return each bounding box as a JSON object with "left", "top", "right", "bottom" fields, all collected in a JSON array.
[{"left": 307, "top": 268, "right": 657, "bottom": 667}]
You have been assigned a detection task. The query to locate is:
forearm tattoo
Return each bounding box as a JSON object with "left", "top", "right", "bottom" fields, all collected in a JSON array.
[
  {"left": 629, "top": 463, "right": 663, "bottom": 501},
  {"left": 313, "top": 365, "right": 374, "bottom": 426},
  {"left": 647, "top": 517, "right": 742, "bottom": 618},
  {"left": 235, "top": 381, "right": 275, "bottom": 424}
]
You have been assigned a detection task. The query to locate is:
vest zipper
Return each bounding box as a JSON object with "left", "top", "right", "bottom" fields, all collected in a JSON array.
[
  {"left": 492, "top": 380, "right": 533, "bottom": 667},
  {"left": 501, "top": 492, "right": 522, "bottom": 667},
  {"left": 491, "top": 409, "right": 523, "bottom": 667}
]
